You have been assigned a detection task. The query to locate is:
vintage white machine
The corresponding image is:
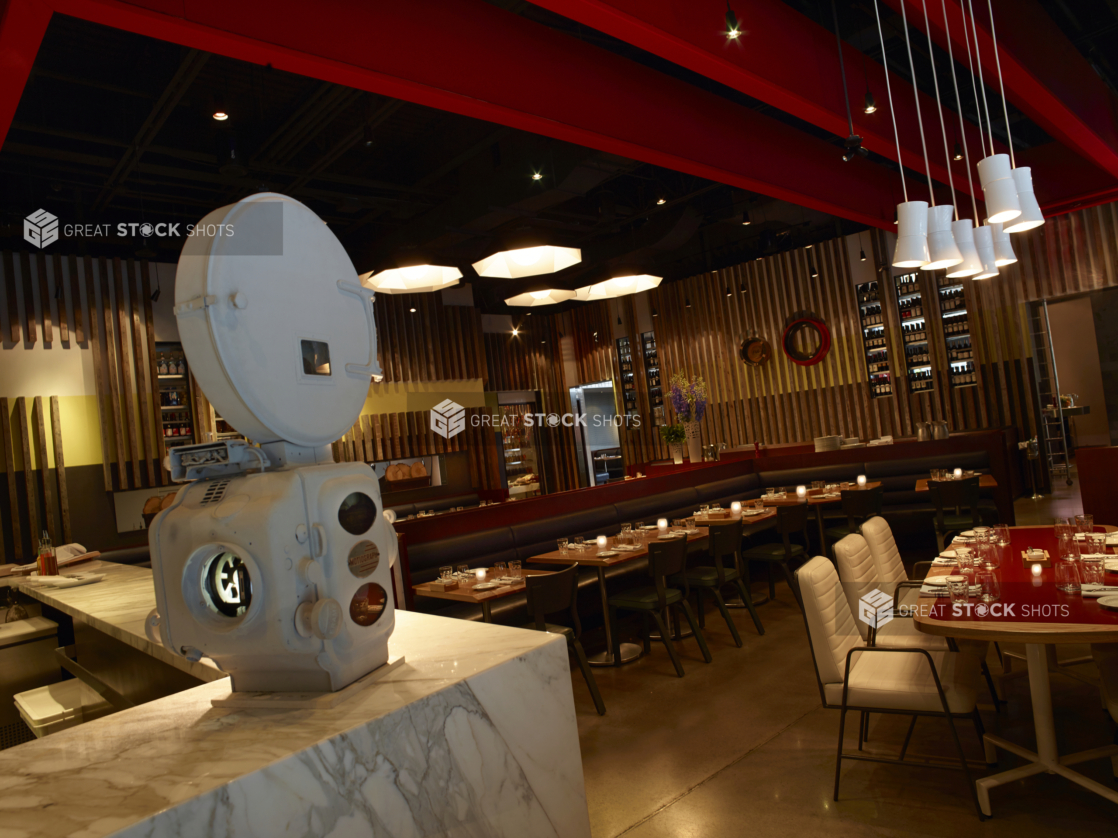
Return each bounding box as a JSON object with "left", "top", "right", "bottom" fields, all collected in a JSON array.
[{"left": 147, "top": 193, "right": 396, "bottom": 692}]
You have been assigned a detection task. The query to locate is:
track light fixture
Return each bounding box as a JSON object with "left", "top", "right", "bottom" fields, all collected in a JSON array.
[
  {"left": 741, "top": 207, "right": 751, "bottom": 225},
  {"left": 531, "top": 171, "right": 543, "bottom": 181},
  {"left": 212, "top": 95, "right": 228, "bottom": 121},
  {"left": 953, "top": 141, "right": 964, "bottom": 161},
  {"left": 617, "top": 315, "right": 622, "bottom": 326},
  {"left": 685, "top": 297, "right": 692, "bottom": 308},
  {"left": 809, "top": 262, "right": 819, "bottom": 278},
  {"left": 652, "top": 307, "right": 659, "bottom": 317},
  {"left": 409, "top": 307, "right": 417, "bottom": 313},
  {"left": 655, "top": 190, "right": 667, "bottom": 205},
  {"left": 860, "top": 248, "right": 867, "bottom": 262},
  {"left": 864, "top": 89, "right": 877, "bottom": 114},
  {"left": 725, "top": 2, "right": 741, "bottom": 39},
  {"left": 363, "top": 124, "right": 374, "bottom": 148},
  {"left": 725, "top": 286, "right": 732, "bottom": 297}
]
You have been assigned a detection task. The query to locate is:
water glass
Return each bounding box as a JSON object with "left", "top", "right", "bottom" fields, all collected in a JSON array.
[
  {"left": 778, "top": 487, "right": 789, "bottom": 496},
  {"left": 711, "top": 502, "right": 722, "bottom": 511},
  {"left": 621, "top": 523, "right": 632, "bottom": 536},
  {"left": 946, "top": 575, "right": 970, "bottom": 603},
  {"left": 557, "top": 538, "right": 569, "bottom": 555},
  {"left": 456, "top": 563, "right": 470, "bottom": 579},
  {"left": 1076, "top": 513, "right": 1094, "bottom": 534},
  {"left": 993, "top": 525, "right": 1011, "bottom": 547},
  {"left": 1080, "top": 556, "right": 1105, "bottom": 586},
  {"left": 1057, "top": 534, "right": 1080, "bottom": 561},
  {"left": 1084, "top": 532, "right": 1108, "bottom": 556},
  {"left": 975, "top": 570, "right": 1001, "bottom": 603},
  {"left": 812, "top": 480, "right": 825, "bottom": 491},
  {"left": 573, "top": 536, "right": 585, "bottom": 551},
  {"left": 494, "top": 562, "right": 508, "bottom": 576},
  {"left": 509, "top": 560, "right": 522, "bottom": 579},
  {"left": 955, "top": 547, "right": 974, "bottom": 578},
  {"left": 1055, "top": 560, "right": 1081, "bottom": 593},
  {"left": 765, "top": 487, "right": 775, "bottom": 497},
  {"left": 672, "top": 519, "right": 684, "bottom": 529},
  {"left": 700, "top": 504, "right": 710, "bottom": 514},
  {"left": 439, "top": 565, "right": 453, "bottom": 581},
  {"left": 1054, "top": 517, "right": 1075, "bottom": 539}
]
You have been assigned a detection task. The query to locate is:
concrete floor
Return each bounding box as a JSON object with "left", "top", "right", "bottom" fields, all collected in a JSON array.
[{"left": 570, "top": 474, "right": 1118, "bottom": 836}]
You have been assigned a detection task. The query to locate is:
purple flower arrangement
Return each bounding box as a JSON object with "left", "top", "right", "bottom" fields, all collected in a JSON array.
[{"left": 668, "top": 373, "right": 708, "bottom": 423}]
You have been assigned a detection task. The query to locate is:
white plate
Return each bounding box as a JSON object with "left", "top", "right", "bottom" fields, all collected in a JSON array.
[
  {"left": 472, "top": 582, "right": 503, "bottom": 591},
  {"left": 741, "top": 508, "right": 766, "bottom": 516},
  {"left": 1098, "top": 595, "right": 1118, "bottom": 611},
  {"left": 596, "top": 550, "right": 619, "bottom": 558},
  {"left": 939, "top": 550, "right": 957, "bottom": 558},
  {"left": 639, "top": 525, "right": 658, "bottom": 530},
  {"left": 960, "top": 530, "right": 977, "bottom": 538},
  {"left": 923, "top": 577, "right": 950, "bottom": 586},
  {"left": 658, "top": 532, "right": 685, "bottom": 539}
]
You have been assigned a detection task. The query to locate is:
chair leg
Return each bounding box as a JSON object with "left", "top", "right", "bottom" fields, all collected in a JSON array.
[
  {"left": 679, "top": 600, "right": 713, "bottom": 663},
  {"left": 695, "top": 587, "right": 706, "bottom": 628},
  {"left": 980, "top": 661, "right": 1003, "bottom": 711},
  {"left": 863, "top": 711, "right": 870, "bottom": 744},
  {"left": 778, "top": 561, "right": 804, "bottom": 611},
  {"left": 944, "top": 712, "right": 986, "bottom": 819},
  {"left": 711, "top": 587, "right": 743, "bottom": 647},
  {"left": 857, "top": 711, "right": 866, "bottom": 751},
  {"left": 768, "top": 564, "right": 777, "bottom": 601},
  {"left": 834, "top": 705, "right": 848, "bottom": 801},
  {"left": 571, "top": 638, "right": 606, "bottom": 716},
  {"left": 733, "top": 578, "right": 765, "bottom": 636},
  {"left": 899, "top": 715, "right": 918, "bottom": 760},
  {"left": 650, "top": 610, "right": 685, "bottom": 677},
  {"left": 971, "top": 709, "right": 989, "bottom": 760},
  {"left": 640, "top": 612, "right": 652, "bottom": 655}
]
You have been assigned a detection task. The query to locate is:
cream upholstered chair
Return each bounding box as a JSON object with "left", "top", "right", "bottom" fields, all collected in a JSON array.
[
  {"left": 796, "top": 556, "right": 987, "bottom": 818},
  {"left": 860, "top": 516, "right": 914, "bottom": 598}
]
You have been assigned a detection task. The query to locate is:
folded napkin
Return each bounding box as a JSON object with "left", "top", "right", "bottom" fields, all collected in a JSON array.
[
  {"left": 1081, "top": 584, "right": 1118, "bottom": 598},
  {"left": 613, "top": 544, "right": 642, "bottom": 552},
  {"left": 1105, "top": 558, "right": 1118, "bottom": 572},
  {"left": 1075, "top": 532, "right": 1118, "bottom": 544},
  {"left": 920, "top": 583, "right": 981, "bottom": 597},
  {"left": 931, "top": 557, "right": 957, "bottom": 566}
]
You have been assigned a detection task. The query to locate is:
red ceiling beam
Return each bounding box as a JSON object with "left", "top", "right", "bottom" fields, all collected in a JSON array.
[
  {"left": 882, "top": 0, "right": 1118, "bottom": 185},
  {"left": 532, "top": 0, "right": 996, "bottom": 202},
  {"left": 7, "top": 0, "right": 949, "bottom": 230},
  {"left": 0, "top": 0, "right": 51, "bottom": 149}
]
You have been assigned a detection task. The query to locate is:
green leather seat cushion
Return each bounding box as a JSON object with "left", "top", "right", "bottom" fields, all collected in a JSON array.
[{"left": 609, "top": 586, "right": 684, "bottom": 609}]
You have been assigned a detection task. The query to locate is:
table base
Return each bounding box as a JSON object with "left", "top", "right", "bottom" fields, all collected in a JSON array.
[
  {"left": 588, "top": 642, "right": 642, "bottom": 667},
  {"left": 976, "top": 644, "right": 1118, "bottom": 816}
]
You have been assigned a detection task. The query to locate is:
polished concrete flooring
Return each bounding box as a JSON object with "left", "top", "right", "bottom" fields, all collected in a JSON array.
[{"left": 571, "top": 473, "right": 1118, "bottom": 836}]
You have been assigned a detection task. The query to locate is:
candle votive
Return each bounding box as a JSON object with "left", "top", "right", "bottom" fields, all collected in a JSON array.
[
  {"left": 856, "top": 475, "right": 867, "bottom": 488},
  {"left": 657, "top": 518, "right": 669, "bottom": 533},
  {"left": 796, "top": 486, "right": 807, "bottom": 502},
  {"left": 475, "top": 568, "right": 487, "bottom": 580},
  {"left": 953, "top": 468, "right": 963, "bottom": 479},
  {"left": 597, "top": 535, "right": 608, "bottom": 550},
  {"left": 1031, "top": 563, "right": 1042, "bottom": 577},
  {"left": 731, "top": 501, "right": 742, "bottom": 518}
]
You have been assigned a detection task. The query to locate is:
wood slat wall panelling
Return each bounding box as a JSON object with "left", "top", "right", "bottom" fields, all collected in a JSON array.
[
  {"left": 37, "top": 253, "right": 53, "bottom": 344},
  {"left": 99, "top": 257, "right": 128, "bottom": 488},
  {"left": 140, "top": 263, "right": 167, "bottom": 482},
  {"left": 68, "top": 254, "right": 83, "bottom": 343},
  {"left": 20, "top": 252, "right": 36, "bottom": 345},
  {"left": 127, "top": 261, "right": 157, "bottom": 486},
  {"left": 3, "top": 251, "right": 20, "bottom": 343},
  {"left": 50, "top": 396, "right": 72, "bottom": 543},
  {"left": 15, "top": 398, "right": 39, "bottom": 541},
  {"left": 51, "top": 254, "right": 68, "bottom": 343},
  {"left": 1, "top": 399, "right": 19, "bottom": 561},
  {"left": 112, "top": 258, "right": 143, "bottom": 488},
  {"left": 32, "top": 397, "right": 55, "bottom": 542},
  {"left": 84, "top": 257, "right": 113, "bottom": 490}
]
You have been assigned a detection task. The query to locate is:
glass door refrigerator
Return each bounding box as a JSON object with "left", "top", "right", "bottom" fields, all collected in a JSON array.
[
  {"left": 496, "top": 401, "right": 543, "bottom": 498},
  {"left": 155, "top": 341, "right": 197, "bottom": 450}
]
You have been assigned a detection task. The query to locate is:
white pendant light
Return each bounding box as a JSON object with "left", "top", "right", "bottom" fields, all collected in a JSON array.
[
  {"left": 360, "top": 264, "right": 461, "bottom": 294},
  {"left": 972, "top": 225, "right": 999, "bottom": 279},
  {"left": 988, "top": 221, "right": 1017, "bottom": 265},
  {"left": 924, "top": 204, "right": 963, "bottom": 270},
  {"left": 947, "top": 220, "right": 983, "bottom": 277},
  {"left": 503, "top": 288, "right": 576, "bottom": 307},
  {"left": 976, "top": 153, "right": 1021, "bottom": 224},
  {"left": 1003, "top": 167, "right": 1044, "bottom": 232},
  {"left": 575, "top": 274, "right": 662, "bottom": 301},
  {"left": 472, "top": 245, "right": 581, "bottom": 279},
  {"left": 893, "top": 201, "right": 931, "bottom": 268}
]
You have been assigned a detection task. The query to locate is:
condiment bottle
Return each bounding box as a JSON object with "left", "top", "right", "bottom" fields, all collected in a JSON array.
[{"left": 37, "top": 530, "right": 58, "bottom": 576}]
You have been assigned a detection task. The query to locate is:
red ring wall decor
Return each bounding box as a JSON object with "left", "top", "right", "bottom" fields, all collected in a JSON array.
[{"left": 781, "top": 317, "right": 831, "bottom": 366}]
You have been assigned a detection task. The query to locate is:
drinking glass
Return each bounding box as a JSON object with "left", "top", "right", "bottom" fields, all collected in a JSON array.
[
  {"left": 439, "top": 565, "right": 453, "bottom": 581},
  {"left": 973, "top": 526, "right": 992, "bottom": 541},
  {"left": 1054, "top": 517, "right": 1074, "bottom": 539},
  {"left": 975, "top": 570, "right": 1001, "bottom": 603},
  {"left": 1080, "top": 556, "right": 1105, "bottom": 586},
  {"left": 993, "top": 525, "right": 1011, "bottom": 547},
  {"left": 456, "top": 563, "right": 470, "bottom": 579},
  {"left": 1055, "top": 560, "right": 1081, "bottom": 593},
  {"left": 711, "top": 502, "right": 722, "bottom": 511},
  {"left": 765, "top": 487, "right": 775, "bottom": 497},
  {"left": 1076, "top": 513, "right": 1095, "bottom": 534},
  {"left": 557, "top": 538, "right": 569, "bottom": 555},
  {"left": 509, "top": 560, "right": 522, "bottom": 579},
  {"left": 621, "top": 523, "right": 632, "bottom": 536},
  {"left": 573, "top": 536, "right": 585, "bottom": 551},
  {"left": 494, "top": 562, "right": 508, "bottom": 576},
  {"left": 955, "top": 547, "right": 975, "bottom": 581},
  {"left": 700, "top": 504, "right": 710, "bottom": 514},
  {"left": 672, "top": 519, "right": 684, "bottom": 530},
  {"left": 1057, "top": 534, "right": 1080, "bottom": 561},
  {"left": 946, "top": 575, "right": 970, "bottom": 603},
  {"left": 812, "top": 481, "right": 825, "bottom": 491},
  {"left": 778, "top": 487, "right": 789, "bottom": 496},
  {"left": 1085, "top": 532, "right": 1108, "bottom": 557}
]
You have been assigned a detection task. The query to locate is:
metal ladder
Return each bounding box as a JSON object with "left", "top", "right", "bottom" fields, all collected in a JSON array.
[{"left": 1029, "top": 301, "right": 1073, "bottom": 486}]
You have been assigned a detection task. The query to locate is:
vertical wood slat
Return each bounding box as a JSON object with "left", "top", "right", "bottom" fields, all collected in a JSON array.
[
  {"left": 68, "top": 254, "right": 84, "bottom": 343},
  {"left": 20, "top": 252, "right": 37, "bottom": 345},
  {"left": 15, "top": 398, "right": 39, "bottom": 543},
  {"left": 140, "top": 263, "right": 167, "bottom": 483},
  {"left": 85, "top": 257, "right": 113, "bottom": 490},
  {"left": 113, "top": 258, "right": 143, "bottom": 488},
  {"left": 50, "top": 396, "right": 72, "bottom": 543},
  {"left": 32, "top": 397, "right": 56, "bottom": 542},
  {"left": 128, "top": 261, "right": 157, "bottom": 486},
  {"left": 37, "top": 254, "right": 53, "bottom": 343},
  {"left": 1, "top": 398, "right": 19, "bottom": 561},
  {"left": 52, "top": 254, "right": 69, "bottom": 343},
  {"left": 100, "top": 258, "right": 128, "bottom": 490},
  {"left": 3, "top": 251, "right": 20, "bottom": 343}
]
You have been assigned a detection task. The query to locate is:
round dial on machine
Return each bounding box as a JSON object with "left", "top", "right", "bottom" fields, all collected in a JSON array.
[{"left": 174, "top": 194, "right": 381, "bottom": 447}]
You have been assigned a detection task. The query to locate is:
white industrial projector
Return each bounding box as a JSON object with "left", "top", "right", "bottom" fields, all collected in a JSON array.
[{"left": 147, "top": 193, "right": 396, "bottom": 692}]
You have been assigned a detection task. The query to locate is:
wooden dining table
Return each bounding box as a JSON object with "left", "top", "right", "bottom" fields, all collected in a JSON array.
[
  {"left": 913, "top": 524, "right": 1118, "bottom": 816},
  {"left": 413, "top": 568, "right": 553, "bottom": 622},
  {"left": 914, "top": 474, "right": 999, "bottom": 492},
  {"left": 760, "top": 483, "right": 882, "bottom": 550}
]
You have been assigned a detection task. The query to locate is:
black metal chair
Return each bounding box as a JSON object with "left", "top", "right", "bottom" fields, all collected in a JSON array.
[
  {"left": 608, "top": 537, "right": 712, "bottom": 677},
  {"left": 523, "top": 564, "right": 606, "bottom": 715},
  {"left": 823, "top": 486, "right": 884, "bottom": 555},
  {"left": 741, "top": 504, "right": 811, "bottom": 608},
  {"left": 929, "top": 477, "right": 982, "bottom": 553},
  {"left": 671, "top": 518, "right": 764, "bottom": 645}
]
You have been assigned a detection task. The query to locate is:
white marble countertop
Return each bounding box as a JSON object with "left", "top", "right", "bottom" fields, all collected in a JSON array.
[
  {"left": 0, "top": 609, "right": 588, "bottom": 838},
  {"left": 10, "top": 564, "right": 224, "bottom": 682}
]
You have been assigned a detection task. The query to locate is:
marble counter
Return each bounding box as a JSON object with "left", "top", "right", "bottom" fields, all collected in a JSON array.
[
  {"left": 0, "top": 609, "right": 591, "bottom": 838},
  {"left": 11, "top": 564, "right": 224, "bottom": 683}
]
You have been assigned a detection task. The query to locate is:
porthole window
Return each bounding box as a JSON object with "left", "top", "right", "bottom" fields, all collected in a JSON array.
[
  {"left": 338, "top": 492, "right": 377, "bottom": 535},
  {"left": 350, "top": 583, "right": 388, "bottom": 627}
]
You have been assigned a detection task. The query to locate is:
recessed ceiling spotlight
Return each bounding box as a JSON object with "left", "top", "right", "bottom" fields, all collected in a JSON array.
[
  {"left": 212, "top": 95, "right": 228, "bottom": 121},
  {"left": 512, "top": 327, "right": 520, "bottom": 336},
  {"left": 725, "top": 1, "right": 741, "bottom": 38},
  {"left": 409, "top": 307, "right": 417, "bottom": 313},
  {"left": 531, "top": 172, "right": 543, "bottom": 181}
]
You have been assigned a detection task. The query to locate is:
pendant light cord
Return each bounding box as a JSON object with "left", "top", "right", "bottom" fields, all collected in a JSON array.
[
  {"left": 831, "top": 0, "right": 856, "bottom": 140},
  {"left": 921, "top": 0, "right": 957, "bottom": 218},
  {"left": 955, "top": 1, "right": 982, "bottom": 220},
  {"left": 966, "top": 0, "right": 996, "bottom": 157},
  {"left": 986, "top": 0, "right": 1015, "bottom": 167},
  {"left": 871, "top": 0, "right": 907, "bottom": 202},
  {"left": 897, "top": 0, "right": 935, "bottom": 204}
]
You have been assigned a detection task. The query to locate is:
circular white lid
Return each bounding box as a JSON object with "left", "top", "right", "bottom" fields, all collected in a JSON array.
[{"left": 175, "top": 194, "right": 379, "bottom": 447}]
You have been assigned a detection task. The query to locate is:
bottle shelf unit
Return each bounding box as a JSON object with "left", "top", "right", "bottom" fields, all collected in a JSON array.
[
  {"left": 894, "top": 272, "right": 934, "bottom": 393},
  {"left": 616, "top": 336, "right": 638, "bottom": 418},
  {"left": 155, "top": 342, "right": 196, "bottom": 447},
  {"left": 937, "top": 277, "right": 977, "bottom": 388},
  {"left": 856, "top": 281, "right": 892, "bottom": 398},
  {"left": 640, "top": 331, "right": 665, "bottom": 426}
]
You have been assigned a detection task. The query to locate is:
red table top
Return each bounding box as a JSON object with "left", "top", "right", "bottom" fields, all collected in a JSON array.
[{"left": 914, "top": 526, "right": 1118, "bottom": 642}]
